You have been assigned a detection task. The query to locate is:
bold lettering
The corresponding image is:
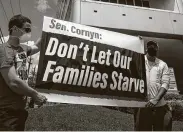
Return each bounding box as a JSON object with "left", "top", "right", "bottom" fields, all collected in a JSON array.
[
  {"left": 82, "top": 66, "right": 90, "bottom": 86},
  {"left": 67, "top": 45, "right": 78, "bottom": 59},
  {"left": 122, "top": 77, "right": 129, "bottom": 91},
  {"left": 100, "top": 73, "right": 108, "bottom": 89},
  {"left": 139, "top": 80, "right": 145, "bottom": 93},
  {"left": 53, "top": 66, "right": 65, "bottom": 83},
  {"left": 117, "top": 73, "right": 123, "bottom": 90},
  {"left": 45, "top": 37, "right": 58, "bottom": 56},
  {"left": 63, "top": 68, "right": 79, "bottom": 84},
  {"left": 92, "top": 72, "right": 101, "bottom": 88},
  {"left": 77, "top": 65, "right": 85, "bottom": 86},
  {"left": 42, "top": 61, "right": 56, "bottom": 81},
  {"left": 83, "top": 44, "right": 89, "bottom": 62},
  {"left": 127, "top": 57, "right": 132, "bottom": 69},
  {"left": 106, "top": 50, "right": 111, "bottom": 66},
  {"left": 56, "top": 22, "right": 61, "bottom": 29},
  {"left": 113, "top": 51, "right": 120, "bottom": 68},
  {"left": 91, "top": 46, "right": 97, "bottom": 63},
  {"left": 87, "top": 67, "right": 95, "bottom": 87},
  {"left": 128, "top": 78, "right": 134, "bottom": 92},
  {"left": 49, "top": 19, "right": 56, "bottom": 28},
  {"left": 98, "top": 51, "right": 106, "bottom": 65},
  {"left": 57, "top": 43, "right": 68, "bottom": 57},
  {"left": 110, "top": 71, "right": 118, "bottom": 90},
  {"left": 120, "top": 55, "right": 127, "bottom": 69},
  {"left": 71, "top": 26, "right": 76, "bottom": 33},
  {"left": 134, "top": 79, "right": 140, "bottom": 92}
]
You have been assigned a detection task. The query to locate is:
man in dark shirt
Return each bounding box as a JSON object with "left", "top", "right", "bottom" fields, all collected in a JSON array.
[{"left": 0, "top": 15, "right": 47, "bottom": 130}]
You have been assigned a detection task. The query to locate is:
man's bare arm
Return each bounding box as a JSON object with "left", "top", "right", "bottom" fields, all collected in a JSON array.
[
  {"left": 0, "top": 66, "right": 47, "bottom": 105},
  {"left": 154, "top": 88, "right": 167, "bottom": 101}
]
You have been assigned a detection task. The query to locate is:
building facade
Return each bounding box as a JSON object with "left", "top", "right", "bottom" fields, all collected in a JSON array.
[{"left": 59, "top": 0, "right": 183, "bottom": 94}]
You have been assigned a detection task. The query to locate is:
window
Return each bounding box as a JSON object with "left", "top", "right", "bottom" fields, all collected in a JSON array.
[
  {"left": 135, "top": 0, "right": 142, "bottom": 7},
  {"left": 101, "top": 0, "right": 117, "bottom": 3},
  {"left": 101, "top": 0, "right": 110, "bottom": 2},
  {"left": 98, "top": 0, "right": 150, "bottom": 8},
  {"left": 127, "top": 0, "right": 134, "bottom": 5},
  {"left": 142, "top": 0, "right": 150, "bottom": 8},
  {"left": 119, "top": 0, "right": 126, "bottom": 4},
  {"left": 110, "top": 0, "right": 118, "bottom": 3}
]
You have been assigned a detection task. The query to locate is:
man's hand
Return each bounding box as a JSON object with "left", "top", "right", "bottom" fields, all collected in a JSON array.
[
  {"left": 32, "top": 92, "right": 47, "bottom": 106},
  {"left": 145, "top": 98, "right": 159, "bottom": 107},
  {"left": 146, "top": 87, "right": 168, "bottom": 107},
  {"left": 29, "top": 38, "right": 42, "bottom": 55}
]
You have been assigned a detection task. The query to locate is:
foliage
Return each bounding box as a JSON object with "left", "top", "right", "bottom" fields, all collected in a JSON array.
[
  {"left": 28, "top": 67, "right": 37, "bottom": 88},
  {"left": 164, "top": 93, "right": 183, "bottom": 101}
]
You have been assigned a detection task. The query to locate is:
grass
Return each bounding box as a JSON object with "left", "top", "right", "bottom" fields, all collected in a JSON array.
[{"left": 25, "top": 104, "right": 183, "bottom": 131}]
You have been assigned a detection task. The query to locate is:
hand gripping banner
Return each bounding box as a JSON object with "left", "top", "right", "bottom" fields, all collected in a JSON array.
[{"left": 36, "top": 16, "right": 147, "bottom": 107}]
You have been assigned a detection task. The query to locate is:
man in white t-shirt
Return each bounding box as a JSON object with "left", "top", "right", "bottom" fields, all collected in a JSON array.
[{"left": 134, "top": 40, "right": 172, "bottom": 131}]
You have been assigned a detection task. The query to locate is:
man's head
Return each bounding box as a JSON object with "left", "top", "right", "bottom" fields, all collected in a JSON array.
[
  {"left": 146, "top": 40, "right": 159, "bottom": 57},
  {"left": 8, "top": 14, "right": 32, "bottom": 42}
]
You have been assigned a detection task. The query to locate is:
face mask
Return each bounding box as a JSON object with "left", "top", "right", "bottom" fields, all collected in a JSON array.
[
  {"left": 19, "top": 32, "right": 31, "bottom": 43},
  {"left": 10, "top": 26, "right": 31, "bottom": 42},
  {"left": 147, "top": 47, "right": 157, "bottom": 57},
  {"left": 14, "top": 26, "right": 31, "bottom": 42}
]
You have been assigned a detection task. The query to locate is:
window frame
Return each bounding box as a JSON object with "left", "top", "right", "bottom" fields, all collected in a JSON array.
[{"left": 99, "top": 0, "right": 150, "bottom": 8}]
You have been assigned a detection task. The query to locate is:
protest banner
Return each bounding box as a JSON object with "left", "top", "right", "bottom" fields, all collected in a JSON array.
[{"left": 36, "top": 16, "right": 147, "bottom": 107}]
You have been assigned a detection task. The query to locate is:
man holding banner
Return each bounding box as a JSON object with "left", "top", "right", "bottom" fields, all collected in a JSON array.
[
  {"left": 134, "top": 41, "right": 172, "bottom": 131},
  {"left": 0, "top": 15, "right": 47, "bottom": 130},
  {"left": 36, "top": 16, "right": 148, "bottom": 107}
]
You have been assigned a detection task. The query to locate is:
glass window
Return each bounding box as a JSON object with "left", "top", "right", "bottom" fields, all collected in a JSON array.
[
  {"left": 101, "top": 0, "right": 110, "bottom": 2},
  {"left": 110, "top": 0, "right": 118, "bottom": 3},
  {"left": 126, "top": 0, "right": 134, "bottom": 5},
  {"left": 142, "top": 0, "right": 150, "bottom": 8},
  {"left": 135, "top": 0, "right": 142, "bottom": 7},
  {"left": 118, "top": 0, "right": 126, "bottom": 4}
]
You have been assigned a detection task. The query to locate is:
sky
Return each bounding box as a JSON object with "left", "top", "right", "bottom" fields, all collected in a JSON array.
[{"left": 0, "top": 0, "right": 59, "bottom": 67}]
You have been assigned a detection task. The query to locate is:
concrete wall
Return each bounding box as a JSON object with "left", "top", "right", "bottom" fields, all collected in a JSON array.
[{"left": 69, "top": 0, "right": 183, "bottom": 37}]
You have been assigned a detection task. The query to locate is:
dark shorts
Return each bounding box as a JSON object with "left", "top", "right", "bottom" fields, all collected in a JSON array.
[
  {"left": 134, "top": 104, "right": 172, "bottom": 131},
  {"left": 0, "top": 108, "right": 28, "bottom": 131}
]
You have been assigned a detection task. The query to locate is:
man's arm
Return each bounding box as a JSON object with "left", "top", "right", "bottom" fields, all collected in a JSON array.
[
  {"left": 146, "top": 63, "right": 170, "bottom": 107},
  {"left": 0, "top": 66, "right": 47, "bottom": 105},
  {"left": 29, "top": 38, "right": 41, "bottom": 56},
  {"left": 154, "top": 63, "right": 170, "bottom": 100}
]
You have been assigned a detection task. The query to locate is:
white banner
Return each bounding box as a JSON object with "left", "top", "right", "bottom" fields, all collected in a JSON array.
[{"left": 36, "top": 16, "right": 147, "bottom": 107}]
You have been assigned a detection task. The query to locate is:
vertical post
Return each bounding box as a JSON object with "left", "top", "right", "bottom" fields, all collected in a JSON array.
[
  {"left": 63, "top": 0, "right": 71, "bottom": 20},
  {"left": 0, "top": 28, "right": 5, "bottom": 43},
  {"left": 27, "top": 57, "right": 32, "bottom": 76},
  {"left": 176, "top": 0, "right": 183, "bottom": 13},
  {"left": 141, "top": 0, "right": 143, "bottom": 7}
]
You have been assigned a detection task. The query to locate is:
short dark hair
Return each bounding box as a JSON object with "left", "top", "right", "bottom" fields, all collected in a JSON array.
[
  {"left": 8, "top": 14, "right": 31, "bottom": 35},
  {"left": 147, "top": 40, "right": 159, "bottom": 48}
]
